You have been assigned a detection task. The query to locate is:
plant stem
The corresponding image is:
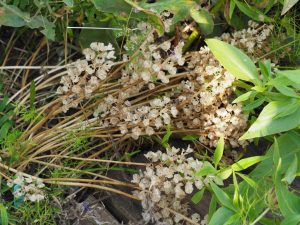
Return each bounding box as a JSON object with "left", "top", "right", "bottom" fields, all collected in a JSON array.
[{"left": 249, "top": 208, "right": 270, "bottom": 225}]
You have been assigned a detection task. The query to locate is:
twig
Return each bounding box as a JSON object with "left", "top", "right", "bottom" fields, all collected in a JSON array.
[
  {"left": 0, "top": 65, "right": 69, "bottom": 70},
  {"left": 249, "top": 208, "right": 270, "bottom": 225}
]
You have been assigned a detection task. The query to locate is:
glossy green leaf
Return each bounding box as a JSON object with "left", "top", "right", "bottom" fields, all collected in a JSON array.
[
  {"left": 281, "top": 0, "right": 299, "bottom": 15},
  {"left": 213, "top": 136, "right": 224, "bottom": 167},
  {"left": 210, "top": 182, "right": 236, "bottom": 211},
  {"left": 240, "top": 100, "right": 300, "bottom": 140},
  {"left": 206, "top": 38, "right": 260, "bottom": 84},
  {"left": 190, "top": 9, "right": 214, "bottom": 35},
  {"left": 281, "top": 156, "right": 298, "bottom": 184},
  {"left": 209, "top": 207, "right": 235, "bottom": 225},
  {"left": 191, "top": 188, "right": 205, "bottom": 204},
  {"left": 231, "top": 156, "right": 266, "bottom": 172}
]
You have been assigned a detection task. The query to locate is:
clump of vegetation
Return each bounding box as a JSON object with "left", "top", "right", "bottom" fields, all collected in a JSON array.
[{"left": 0, "top": 0, "right": 300, "bottom": 224}]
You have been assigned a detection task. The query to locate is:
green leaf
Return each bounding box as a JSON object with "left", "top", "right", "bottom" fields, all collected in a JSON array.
[
  {"left": 40, "top": 23, "right": 55, "bottom": 41},
  {"left": 92, "top": 0, "right": 164, "bottom": 35},
  {"left": 139, "top": 0, "right": 198, "bottom": 32},
  {"left": 0, "top": 5, "right": 27, "bottom": 27},
  {"left": 213, "top": 136, "right": 224, "bottom": 167},
  {"left": 243, "top": 96, "right": 266, "bottom": 111},
  {"left": 191, "top": 188, "right": 205, "bottom": 204},
  {"left": 0, "top": 96, "right": 9, "bottom": 112},
  {"left": 275, "top": 176, "right": 300, "bottom": 216},
  {"left": 231, "top": 156, "right": 267, "bottom": 172},
  {"left": 251, "top": 85, "right": 266, "bottom": 92},
  {"left": 0, "top": 122, "right": 12, "bottom": 140},
  {"left": 281, "top": 0, "right": 299, "bottom": 15},
  {"left": 277, "top": 70, "right": 300, "bottom": 85},
  {"left": 259, "top": 60, "right": 271, "bottom": 82},
  {"left": 268, "top": 76, "right": 297, "bottom": 88},
  {"left": 236, "top": 173, "right": 257, "bottom": 188},
  {"left": 182, "top": 134, "right": 198, "bottom": 141},
  {"left": 92, "top": 0, "right": 132, "bottom": 13},
  {"left": 217, "top": 168, "right": 232, "bottom": 180},
  {"left": 232, "top": 172, "right": 239, "bottom": 207},
  {"left": 208, "top": 195, "right": 217, "bottom": 222},
  {"left": 273, "top": 99, "right": 300, "bottom": 119},
  {"left": 234, "top": 0, "right": 273, "bottom": 22},
  {"left": 0, "top": 110, "right": 13, "bottom": 127},
  {"left": 161, "top": 124, "right": 172, "bottom": 148},
  {"left": 281, "top": 156, "right": 298, "bottom": 184},
  {"left": 205, "top": 38, "right": 260, "bottom": 84},
  {"left": 274, "top": 85, "right": 300, "bottom": 98},
  {"left": 273, "top": 138, "right": 281, "bottom": 170},
  {"left": 229, "top": 1, "right": 236, "bottom": 20},
  {"left": 240, "top": 100, "right": 300, "bottom": 140},
  {"left": 281, "top": 214, "right": 300, "bottom": 225},
  {"left": 224, "top": 213, "right": 240, "bottom": 225},
  {"left": 210, "top": 182, "right": 236, "bottom": 211},
  {"left": 209, "top": 207, "right": 235, "bottom": 225},
  {"left": 63, "top": 0, "right": 74, "bottom": 6},
  {"left": 233, "top": 91, "right": 255, "bottom": 103},
  {"left": 0, "top": 204, "right": 8, "bottom": 225},
  {"left": 250, "top": 132, "right": 300, "bottom": 179},
  {"left": 190, "top": 9, "right": 214, "bottom": 35},
  {"left": 195, "top": 162, "right": 218, "bottom": 176},
  {"left": 78, "top": 21, "right": 119, "bottom": 49},
  {"left": 124, "top": 0, "right": 164, "bottom": 35},
  {"left": 0, "top": 3, "right": 55, "bottom": 40}
]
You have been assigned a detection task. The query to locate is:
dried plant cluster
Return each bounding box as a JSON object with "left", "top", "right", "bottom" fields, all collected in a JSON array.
[
  {"left": 57, "top": 21, "right": 273, "bottom": 148},
  {"left": 220, "top": 21, "right": 274, "bottom": 60},
  {"left": 131, "top": 146, "right": 214, "bottom": 225},
  {"left": 7, "top": 173, "right": 45, "bottom": 202},
  {"left": 57, "top": 43, "right": 117, "bottom": 113}
]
